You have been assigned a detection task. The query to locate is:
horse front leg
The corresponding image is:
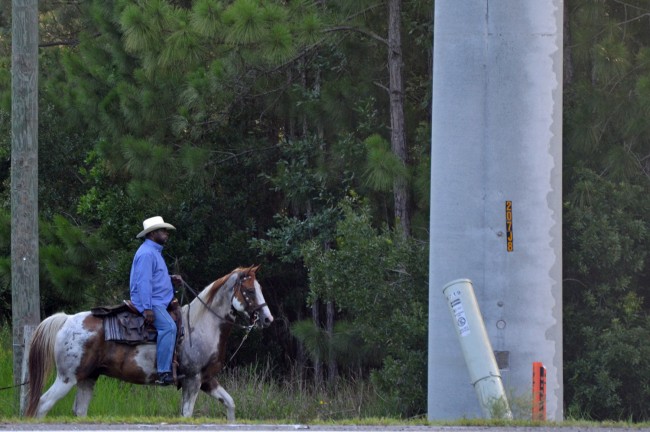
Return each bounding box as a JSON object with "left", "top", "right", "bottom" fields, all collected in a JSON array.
[
  {"left": 72, "top": 378, "right": 96, "bottom": 416},
  {"left": 201, "top": 378, "right": 235, "bottom": 422},
  {"left": 180, "top": 376, "right": 201, "bottom": 417}
]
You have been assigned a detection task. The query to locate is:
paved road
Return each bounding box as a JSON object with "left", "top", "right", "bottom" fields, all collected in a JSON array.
[{"left": 2, "top": 424, "right": 650, "bottom": 432}]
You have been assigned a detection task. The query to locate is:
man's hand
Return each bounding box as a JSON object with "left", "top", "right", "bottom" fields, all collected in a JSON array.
[
  {"left": 143, "top": 309, "right": 155, "bottom": 325},
  {"left": 171, "top": 274, "right": 184, "bottom": 286}
]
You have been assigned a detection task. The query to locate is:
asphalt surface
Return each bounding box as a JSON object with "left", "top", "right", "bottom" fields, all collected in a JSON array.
[{"left": 2, "top": 424, "right": 650, "bottom": 432}]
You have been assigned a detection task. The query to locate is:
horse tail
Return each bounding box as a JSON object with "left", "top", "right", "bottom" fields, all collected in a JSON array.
[{"left": 25, "top": 313, "right": 69, "bottom": 417}]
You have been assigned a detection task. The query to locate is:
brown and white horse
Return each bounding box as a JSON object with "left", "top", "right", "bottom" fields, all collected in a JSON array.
[{"left": 25, "top": 265, "right": 273, "bottom": 420}]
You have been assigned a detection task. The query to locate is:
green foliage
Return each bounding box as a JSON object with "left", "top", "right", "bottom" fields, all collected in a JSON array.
[
  {"left": 563, "top": 2, "right": 650, "bottom": 419},
  {"left": 371, "top": 353, "right": 427, "bottom": 418},
  {"left": 39, "top": 215, "right": 112, "bottom": 313},
  {"left": 222, "top": 0, "right": 265, "bottom": 45},
  {"left": 564, "top": 168, "right": 650, "bottom": 421},
  {"left": 302, "top": 198, "right": 428, "bottom": 416},
  {"left": 25, "top": 0, "right": 650, "bottom": 423},
  {"left": 566, "top": 319, "right": 650, "bottom": 421},
  {"left": 120, "top": 3, "right": 164, "bottom": 54},
  {"left": 215, "top": 362, "right": 395, "bottom": 421},
  {"left": 0, "top": 210, "right": 10, "bottom": 323},
  {"left": 121, "top": 137, "right": 174, "bottom": 183},
  {"left": 0, "top": 322, "right": 16, "bottom": 417},
  {"left": 363, "top": 134, "right": 407, "bottom": 193},
  {"left": 566, "top": 0, "right": 650, "bottom": 183},
  {"left": 264, "top": 138, "right": 334, "bottom": 215},
  {"left": 0, "top": 60, "right": 10, "bottom": 110},
  {"left": 254, "top": 210, "right": 339, "bottom": 265},
  {"left": 191, "top": 0, "right": 222, "bottom": 38},
  {"left": 252, "top": 136, "right": 348, "bottom": 268},
  {"left": 291, "top": 319, "right": 379, "bottom": 373},
  {"left": 291, "top": 319, "right": 329, "bottom": 363},
  {"left": 2, "top": 0, "right": 649, "bottom": 422}
]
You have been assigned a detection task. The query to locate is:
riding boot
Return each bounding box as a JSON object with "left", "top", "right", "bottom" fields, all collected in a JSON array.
[{"left": 156, "top": 372, "right": 175, "bottom": 386}]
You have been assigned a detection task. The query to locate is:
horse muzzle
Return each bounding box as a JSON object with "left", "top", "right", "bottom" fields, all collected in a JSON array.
[{"left": 251, "top": 305, "right": 273, "bottom": 329}]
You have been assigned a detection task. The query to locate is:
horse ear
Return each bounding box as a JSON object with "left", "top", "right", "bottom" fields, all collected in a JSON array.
[{"left": 250, "top": 264, "right": 261, "bottom": 274}]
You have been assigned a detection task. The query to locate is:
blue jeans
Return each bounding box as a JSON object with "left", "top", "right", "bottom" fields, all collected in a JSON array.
[{"left": 152, "top": 304, "right": 177, "bottom": 373}]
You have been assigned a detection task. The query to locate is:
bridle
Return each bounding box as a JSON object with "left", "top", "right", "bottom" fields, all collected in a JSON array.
[
  {"left": 235, "top": 274, "right": 268, "bottom": 323},
  {"left": 179, "top": 274, "right": 265, "bottom": 363},
  {"left": 180, "top": 274, "right": 264, "bottom": 331}
]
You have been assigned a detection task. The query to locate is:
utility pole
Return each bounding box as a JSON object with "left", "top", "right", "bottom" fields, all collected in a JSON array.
[
  {"left": 11, "top": 0, "right": 40, "bottom": 412},
  {"left": 428, "top": 1, "right": 563, "bottom": 420}
]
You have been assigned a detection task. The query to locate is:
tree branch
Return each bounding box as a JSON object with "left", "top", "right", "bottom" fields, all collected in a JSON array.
[
  {"left": 39, "top": 39, "right": 79, "bottom": 48},
  {"left": 323, "top": 26, "right": 387, "bottom": 45}
]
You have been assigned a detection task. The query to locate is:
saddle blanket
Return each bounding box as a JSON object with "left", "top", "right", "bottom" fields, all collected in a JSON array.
[
  {"left": 91, "top": 303, "right": 156, "bottom": 344},
  {"left": 103, "top": 311, "right": 157, "bottom": 344}
]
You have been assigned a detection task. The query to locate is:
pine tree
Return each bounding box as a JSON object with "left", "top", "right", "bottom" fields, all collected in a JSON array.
[{"left": 563, "top": 0, "right": 650, "bottom": 420}]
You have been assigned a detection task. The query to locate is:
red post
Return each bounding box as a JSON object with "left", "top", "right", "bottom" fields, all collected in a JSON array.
[{"left": 532, "top": 361, "right": 546, "bottom": 421}]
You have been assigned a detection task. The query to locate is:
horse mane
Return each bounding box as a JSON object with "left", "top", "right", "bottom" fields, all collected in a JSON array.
[{"left": 202, "top": 265, "right": 259, "bottom": 307}]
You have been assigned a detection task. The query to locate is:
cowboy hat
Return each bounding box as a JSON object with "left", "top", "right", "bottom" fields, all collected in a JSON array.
[{"left": 136, "top": 216, "right": 176, "bottom": 239}]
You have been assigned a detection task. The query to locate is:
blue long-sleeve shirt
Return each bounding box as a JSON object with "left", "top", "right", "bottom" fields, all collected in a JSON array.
[{"left": 129, "top": 239, "right": 174, "bottom": 313}]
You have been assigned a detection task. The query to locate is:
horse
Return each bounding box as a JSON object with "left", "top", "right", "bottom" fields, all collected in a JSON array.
[{"left": 25, "top": 265, "right": 273, "bottom": 420}]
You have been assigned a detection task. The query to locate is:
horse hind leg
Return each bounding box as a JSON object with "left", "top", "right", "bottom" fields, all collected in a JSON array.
[
  {"left": 72, "top": 378, "right": 96, "bottom": 416},
  {"left": 35, "top": 375, "right": 76, "bottom": 418},
  {"left": 201, "top": 378, "right": 235, "bottom": 422}
]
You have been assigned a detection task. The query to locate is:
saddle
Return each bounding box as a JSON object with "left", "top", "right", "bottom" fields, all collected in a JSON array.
[
  {"left": 91, "top": 299, "right": 185, "bottom": 382},
  {"left": 91, "top": 298, "right": 184, "bottom": 343}
]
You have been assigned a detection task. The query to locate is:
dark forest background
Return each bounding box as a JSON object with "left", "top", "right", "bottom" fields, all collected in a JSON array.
[{"left": 1, "top": 0, "right": 649, "bottom": 421}]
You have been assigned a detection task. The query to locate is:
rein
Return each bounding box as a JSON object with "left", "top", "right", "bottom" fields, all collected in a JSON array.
[{"left": 0, "top": 381, "right": 28, "bottom": 391}]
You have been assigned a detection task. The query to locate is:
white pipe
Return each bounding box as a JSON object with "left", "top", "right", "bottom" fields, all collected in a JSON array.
[{"left": 443, "top": 279, "right": 512, "bottom": 419}]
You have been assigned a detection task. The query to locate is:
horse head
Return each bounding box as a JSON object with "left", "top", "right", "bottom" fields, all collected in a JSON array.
[{"left": 230, "top": 265, "right": 274, "bottom": 328}]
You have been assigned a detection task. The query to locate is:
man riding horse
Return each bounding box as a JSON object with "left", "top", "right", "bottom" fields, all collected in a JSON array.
[
  {"left": 26, "top": 217, "right": 273, "bottom": 419},
  {"left": 129, "top": 216, "right": 183, "bottom": 386}
]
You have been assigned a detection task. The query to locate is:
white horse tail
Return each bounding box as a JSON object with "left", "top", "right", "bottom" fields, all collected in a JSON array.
[{"left": 25, "top": 313, "right": 69, "bottom": 417}]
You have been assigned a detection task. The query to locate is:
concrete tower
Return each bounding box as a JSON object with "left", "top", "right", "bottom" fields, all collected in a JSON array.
[{"left": 428, "top": 1, "right": 563, "bottom": 420}]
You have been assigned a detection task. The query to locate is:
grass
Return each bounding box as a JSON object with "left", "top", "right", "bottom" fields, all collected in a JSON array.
[
  {"left": 3, "top": 326, "right": 650, "bottom": 428},
  {"left": 0, "top": 325, "right": 19, "bottom": 418},
  {"left": 0, "top": 366, "right": 391, "bottom": 422},
  {"left": 0, "top": 325, "right": 393, "bottom": 422}
]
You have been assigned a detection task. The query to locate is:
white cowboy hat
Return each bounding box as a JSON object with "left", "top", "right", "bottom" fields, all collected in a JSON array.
[{"left": 136, "top": 216, "right": 176, "bottom": 239}]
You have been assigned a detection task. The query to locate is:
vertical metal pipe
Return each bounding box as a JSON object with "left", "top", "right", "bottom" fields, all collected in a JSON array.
[{"left": 443, "top": 279, "right": 512, "bottom": 419}]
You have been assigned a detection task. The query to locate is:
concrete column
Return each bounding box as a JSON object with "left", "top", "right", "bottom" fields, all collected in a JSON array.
[{"left": 428, "top": 0, "right": 563, "bottom": 420}]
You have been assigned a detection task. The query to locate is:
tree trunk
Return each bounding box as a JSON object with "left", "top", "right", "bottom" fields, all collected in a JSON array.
[
  {"left": 295, "top": 306, "right": 306, "bottom": 390},
  {"left": 387, "top": 0, "right": 411, "bottom": 236},
  {"left": 311, "top": 298, "right": 323, "bottom": 389},
  {"left": 326, "top": 300, "right": 337, "bottom": 388},
  {"left": 563, "top": 0, "right": 573, "bottom": 86}
]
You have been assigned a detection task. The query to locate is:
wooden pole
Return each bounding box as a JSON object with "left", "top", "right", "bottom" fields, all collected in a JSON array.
[
  {"left": 19, "top": 325, "right": 36, "bottom": 416},
  {"left": 11, "top": 0, "right": 40, "bottom": 412}
]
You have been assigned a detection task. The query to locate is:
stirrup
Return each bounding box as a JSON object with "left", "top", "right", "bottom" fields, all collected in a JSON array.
[{"left": 155, "top": 372, "right": 175, "bottom": 386}]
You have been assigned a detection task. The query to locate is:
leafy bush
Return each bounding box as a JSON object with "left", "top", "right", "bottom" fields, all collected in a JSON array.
[
  {"left": 301, "top": 197, "right": 428, "bottom": 417},
  {"left": 564, "top": 168, "right": 650, "bottom": 421}
]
